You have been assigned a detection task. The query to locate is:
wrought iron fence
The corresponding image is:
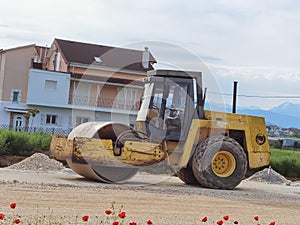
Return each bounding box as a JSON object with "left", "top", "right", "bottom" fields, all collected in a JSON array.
[{"left": 0, "top": 124, "right": 72, "bottom": 135}]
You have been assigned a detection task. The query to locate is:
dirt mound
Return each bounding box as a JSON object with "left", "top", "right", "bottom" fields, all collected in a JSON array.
[
  {"left": 247, "top": 167, "right": 290, "bottom": 185},
  {"left": 0, "top": 155, "right": 26, "bottom": 167},
  {"left": 7, "top": 153, "right": 65, "bottom": 171}
]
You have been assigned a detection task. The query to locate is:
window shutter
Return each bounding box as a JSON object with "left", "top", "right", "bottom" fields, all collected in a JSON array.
[
  {"left": 68, "top": 116, "right": 73, "bottom": 128},
  {"left": 41, "top": 114, "right": 46, "bottom": 125},
  {"left": 18, "top": 90, "right": 22, "bottom": 102},
  {"left": 10, "top": 90, "right": 14, "bottom": 102},
  {"left": 57, "top": 115, "right": 63, "bottom": 126}
]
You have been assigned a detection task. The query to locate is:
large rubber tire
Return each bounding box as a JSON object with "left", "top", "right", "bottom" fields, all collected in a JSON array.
[
  {"left": 192, "top": 135, "right": 247, "bottom": 189},
  {"left": 176, "top": 157, "right": 199, "bottom": 185}
]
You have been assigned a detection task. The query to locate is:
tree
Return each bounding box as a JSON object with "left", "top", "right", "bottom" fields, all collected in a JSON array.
[{"left": 24, "top": 108, "right": 40, "bottom": 132}]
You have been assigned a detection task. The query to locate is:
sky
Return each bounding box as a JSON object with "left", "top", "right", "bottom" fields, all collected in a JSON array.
[{"left": 1, "top": 0, "right": 300, "bottom": 109}]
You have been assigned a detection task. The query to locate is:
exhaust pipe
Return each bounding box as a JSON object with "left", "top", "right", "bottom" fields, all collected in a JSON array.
[{"left": 232, "top": 81, "right": 238, "bottom": 113}]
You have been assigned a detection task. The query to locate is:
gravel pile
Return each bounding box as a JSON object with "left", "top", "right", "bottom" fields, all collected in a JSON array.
[
  {"left": 247, "top": 167, "right": 291, "bottom": 185},
  {"left": 7, "top": 153, "right": 65, "bottom": 171}
]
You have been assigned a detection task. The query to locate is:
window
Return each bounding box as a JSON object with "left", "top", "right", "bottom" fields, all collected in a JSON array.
[
  {"left": 41, "top": 114, "right": 62, "bottom": 126},
  {"left": 73, "top": 82, "right": 90, "bottom": 105},
  {"left": 94, "top": 56, "right": 102, "bottom": 62},
  {"left": 46, "top": 114, "right": 58, "bottom": 125},
  {"left": 11, "top": 90, "right": 21, "bottom": 103},
  {"left": 75, "top": 116, "right": 90, "bottom": 126},
  {"left": 45, "top": 80, "right": 57, "bottom": 90},
  {"left": 117, "top": 87, "right": 138, "bottom": 109},
  {"left": 12, "top": 91, "right": 19, "bottom": 102}
]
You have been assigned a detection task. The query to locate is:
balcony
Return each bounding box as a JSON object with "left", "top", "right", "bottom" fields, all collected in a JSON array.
[{"left": 69, "top": 95, "right": 140, "bottom": 111}]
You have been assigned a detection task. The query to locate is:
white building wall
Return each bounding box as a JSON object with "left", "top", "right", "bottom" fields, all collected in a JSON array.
[
  {"left": 27, "top": 106, "right": 72, "bottom": 133},
  {"left": 0, "top": 101, "right": 28, "bottom": 125},
  {"left": 0, "top": 102, "right": 11, "bottom": 125},
  {"left": 27, "top": 69, "right": 70, "bottom": 107},
  {"left": 96, "top": 111, "right": 137, "bottom": 127}
]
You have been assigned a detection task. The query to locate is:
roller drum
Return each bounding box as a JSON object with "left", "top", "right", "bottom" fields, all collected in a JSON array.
[{"left": 66, "top": 122, "right": 138, "bottom": 183}]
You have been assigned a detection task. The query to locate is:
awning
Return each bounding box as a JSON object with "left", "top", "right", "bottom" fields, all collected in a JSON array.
[{"left": 4, "top": 107, "right": 28, "bottom": 113}]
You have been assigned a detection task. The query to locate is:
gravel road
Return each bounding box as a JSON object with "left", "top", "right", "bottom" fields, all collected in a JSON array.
[
  {"left": 0, "top": 167, "right": 300, "bottom": 225},
  {"left": 0, "top": 154, "right": 299, "bottom": 224}
]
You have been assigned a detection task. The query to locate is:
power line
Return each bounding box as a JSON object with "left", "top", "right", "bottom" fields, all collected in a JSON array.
[{"left": 208, "top": 91, "right": 300, "bottom": 99}]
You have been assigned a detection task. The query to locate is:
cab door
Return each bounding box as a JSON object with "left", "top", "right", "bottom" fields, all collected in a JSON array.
[{"left": 147, "top": 76, "right": 195, "bottom": 141}]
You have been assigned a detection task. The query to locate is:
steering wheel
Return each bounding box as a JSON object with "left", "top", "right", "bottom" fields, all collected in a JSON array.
[{"left": 166, "top": 107, "right": 180, "bottom": 119}]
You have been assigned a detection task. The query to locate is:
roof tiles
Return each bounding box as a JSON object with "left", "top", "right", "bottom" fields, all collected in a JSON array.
[{"left": 55, "top": 39, "right": 156, "bottom": 72}]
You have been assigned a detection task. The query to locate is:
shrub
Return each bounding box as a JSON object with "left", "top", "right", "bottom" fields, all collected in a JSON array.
[
  {"left": 270, "top": 140, "right": 282, "bottom": 149},
  {"left": 0, "top": 129, "right": 51, "bottom": 157}
]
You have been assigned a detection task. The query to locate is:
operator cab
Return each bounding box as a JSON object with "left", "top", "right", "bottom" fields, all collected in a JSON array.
[{"left": 137, "top": 70, "right": 203, "bottom": 141}]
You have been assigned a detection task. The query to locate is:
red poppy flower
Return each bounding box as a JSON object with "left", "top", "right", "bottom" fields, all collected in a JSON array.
[
  {"left": 147, "top": 219, "right": 153, "bottom": 225},
  {"left": 269, "top": 222, "right": 276, "bottom": 225},
  {"left": 234, "top": 221, "right": 239, "bottom": 224},
  {"left": 223, "top": 215, "right": 229, "bottom": 221},
  {"left": 216, "top": 220, "right": 224, "bottom": 225},
  {"left": 0, "top": 214, "right": 5, "bottom": 220},
  {"left": 118, "top": 211, "right": 126, "bottom": 219},
  {"left": 105, "top": 209, "right": 112, "bottom": 215},
  {"left": 112, "top": 222, "right": 119, "bottom": 225},
  {"left": 13, "top": 218, "right": 20, "bottom": 224},
  {"left": 201, "top": 216, "right": 208, "bottom": 222},
  {"left": 254, "top": 215, "right": 259, "bottom": 221},
  {"left": 82, "top": 215, "right": 89, "bottom": 221},
  {"left": 10, "top": 203, "right": 17, "bottom": 209},
  {"left": 129, "top": 222, "right": 137, "bottom": 225}
]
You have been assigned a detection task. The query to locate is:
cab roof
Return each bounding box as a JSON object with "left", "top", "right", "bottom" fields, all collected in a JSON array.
[{"left": 147, "top": 69, "right": 202, "bottom": 79}]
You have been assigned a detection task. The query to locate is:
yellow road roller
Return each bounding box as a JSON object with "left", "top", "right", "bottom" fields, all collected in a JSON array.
[{"left": 50, "top": 69, "right": 270, "bottom": 189}]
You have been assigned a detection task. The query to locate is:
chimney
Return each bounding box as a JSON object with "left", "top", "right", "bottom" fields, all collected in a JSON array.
[
  {"left": 54, "top": 52, "right": 61, "bottom": 71},
  {"left": 142, "top": 47, "right": 150, "bottom": 69}
]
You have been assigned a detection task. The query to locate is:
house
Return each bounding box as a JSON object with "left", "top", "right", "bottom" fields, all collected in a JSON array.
[
  {"left": 282, "top": 138, "right": 300, "bottom": 149},
  {"left": 0, "top": 44, "right": 48, "bottom": 131},
  {"left": 0, "top": 39, "right": 156, "bottom": 134}
]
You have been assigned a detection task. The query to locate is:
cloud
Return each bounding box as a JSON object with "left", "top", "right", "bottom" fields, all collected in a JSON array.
[
  {"left": 0, "top": 24, "right": 10, "bottom": 28},
  {"left": 206, "top": 65, "right": 300, "bottom": 109},
  {"left": 1, "top": 0, "right": 300, "bottom": 69},
  {"left": 1, "top": 0, "right": 300, "bottom": 109}
]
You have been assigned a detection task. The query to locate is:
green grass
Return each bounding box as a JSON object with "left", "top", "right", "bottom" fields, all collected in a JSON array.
[
  {"left": 270, "top": 148, "right": 300, "bottom": 178},
  {"left": 0, "top": 129, "right": 51, "bottom": 156}
]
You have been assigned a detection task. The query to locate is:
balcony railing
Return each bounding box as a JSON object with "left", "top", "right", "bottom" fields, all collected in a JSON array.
[{"left": 69, "top": 96, "right": 140, "bottom": 111}]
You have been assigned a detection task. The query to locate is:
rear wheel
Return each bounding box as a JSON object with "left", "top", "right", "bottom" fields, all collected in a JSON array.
[
  {"left": 192, "top": 135, "right": 247, "bottom": 189},
  {"left": 176, "top": 157, "right": 199, "bottom": 185}
]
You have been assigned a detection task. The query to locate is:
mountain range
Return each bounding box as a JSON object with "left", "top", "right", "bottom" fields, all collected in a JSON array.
[{"left": 205, "top": 101, "right": 300, "bottom": 129}]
